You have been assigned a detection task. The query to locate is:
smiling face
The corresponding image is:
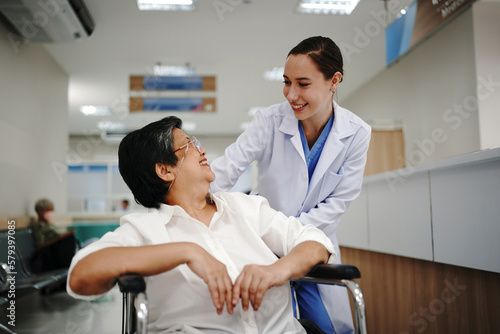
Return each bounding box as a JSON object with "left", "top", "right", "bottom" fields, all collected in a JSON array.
[
  {"left": 283, "top": 54, "right": 340, "bottom": 125},
  {"left": 170, "top": 128, "right": 215, "bottom": 190}
]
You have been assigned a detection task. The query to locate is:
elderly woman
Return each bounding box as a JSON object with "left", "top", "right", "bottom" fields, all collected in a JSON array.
[{"left": 67, "top": 116, "right": 335, "bottom": 334}]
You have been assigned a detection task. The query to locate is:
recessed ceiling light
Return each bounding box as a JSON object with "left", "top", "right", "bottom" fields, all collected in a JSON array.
[
  {"left": 137, "top": 0, "right": 196, "bottom": 11},
  {"left": 296, "top": 0, "right": 360, "bottom": 15},
  {"left": 80, "top": 105, "right": 111, "bottom": 116}
]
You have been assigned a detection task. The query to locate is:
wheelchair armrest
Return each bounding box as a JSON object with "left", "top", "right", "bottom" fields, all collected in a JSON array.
[
  {"left": 303, "top": 264, "right": 366, "bottom": 334},
  {"left": 117, "top": 274, "right": 146, "bottom": 294},
  {"left": 304, "top": 263, "right": 361, "bottom": 280}
]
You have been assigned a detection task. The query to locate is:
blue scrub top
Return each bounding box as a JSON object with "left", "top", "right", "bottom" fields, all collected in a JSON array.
[{"left": 299, "top": 113, "right": 335, "bottom": 182}]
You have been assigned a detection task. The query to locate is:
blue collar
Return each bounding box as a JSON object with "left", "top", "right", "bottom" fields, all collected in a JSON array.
[{"left": 299, "top": 113, "right": 335, "bottom": 181}]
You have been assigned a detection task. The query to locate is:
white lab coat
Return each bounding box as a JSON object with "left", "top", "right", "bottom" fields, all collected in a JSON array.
[{"left": 210, "top": 99, "right": 371, "bottom": 334}]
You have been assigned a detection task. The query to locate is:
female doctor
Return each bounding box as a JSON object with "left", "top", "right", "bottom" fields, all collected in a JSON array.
[{"left": 210, "top": 36, "right": 371, "bottom": 334}]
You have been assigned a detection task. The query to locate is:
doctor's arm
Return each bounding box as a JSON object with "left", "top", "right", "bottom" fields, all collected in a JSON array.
[
  {"left": 210, "top": 110, "right": 269, "bottom": 192},
  {"left": 69, "top": 242, "right": 235, "bottom": 314}
]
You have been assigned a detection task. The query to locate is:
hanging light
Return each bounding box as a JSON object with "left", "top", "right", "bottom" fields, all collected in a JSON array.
[
  {"left": 137, "top": 0, "right": 196, "bottom": 11},
  {"left": 296, "top": 0, "right": 361, "bottom": 15}
]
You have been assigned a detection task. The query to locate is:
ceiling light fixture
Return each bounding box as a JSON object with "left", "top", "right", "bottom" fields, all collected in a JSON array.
[
  {"left": 137, "top": 0, "right": 196, "bottom": 11},
  {"left": 153, "top": 64, "right": 196, "bottom": 76},
  {"left": 296, "top": 0, "right": 360, "bottom": 15},
  {"left": 79, "top": 105, "right": 111, "bottom": 116}
]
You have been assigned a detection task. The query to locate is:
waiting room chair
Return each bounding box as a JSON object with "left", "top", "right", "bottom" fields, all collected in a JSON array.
[
  {"left": 117, "top": 263, "right": 367, "bottom": 334},
  {"left": 0, "top": 229, "right": 67, "bottom": 295}
]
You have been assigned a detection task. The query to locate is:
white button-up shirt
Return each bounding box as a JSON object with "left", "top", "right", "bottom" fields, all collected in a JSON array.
[{"left": 68, "top": 192, "right": 335, "bottom": 334}]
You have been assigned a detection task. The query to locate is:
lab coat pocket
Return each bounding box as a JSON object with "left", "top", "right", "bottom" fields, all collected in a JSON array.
[{"left": 318, "top": 168, "right": 344, "bottom": 202}]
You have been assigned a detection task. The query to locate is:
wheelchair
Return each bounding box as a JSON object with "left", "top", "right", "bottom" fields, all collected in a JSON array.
[{"left": 117, "top": 263, "right": 367, "bottom": 334}]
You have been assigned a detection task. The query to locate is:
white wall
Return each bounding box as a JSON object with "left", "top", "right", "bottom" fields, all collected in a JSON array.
[
  {"left": 67, "top": 56, "right": 287, "bottom": 137},
  {"left": 472, "top": 1, "right": 500, "bottom": 149},
  {"left": 68, "top": 134, "right": 238, "bottom": 165},
  {"left": 342, "top": 8, "right": 481, "bottom": 167},
  {"left": 0, "top": 26, "right": 69, "bottom": 216}
]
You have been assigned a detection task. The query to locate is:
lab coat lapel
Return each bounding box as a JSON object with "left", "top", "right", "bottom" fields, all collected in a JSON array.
[
  {"left": 309, "top": 103, "right": 354, "bottom": 192},
  {"left": 279, "top": 112, "right": 306, "bottom": 162}
]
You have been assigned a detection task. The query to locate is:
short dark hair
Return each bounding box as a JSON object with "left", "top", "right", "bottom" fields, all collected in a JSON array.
[
  {"left": 118, "top": 116, "right": 183, "bottom": 209},
  {"left": 288, "top": 36, "right": 344, "bottom": 82},
  {"left": 35, "top": 198, "right": 53, "bottom": 213}
]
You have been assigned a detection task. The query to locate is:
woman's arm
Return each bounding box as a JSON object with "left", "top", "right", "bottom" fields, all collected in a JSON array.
[
  {"left": 210, "top": 109, "right": 270, "bottom": 192},
  {"left": 69, "top": 242, "right": 235, "bottom": 314},
  {"left": 231, "top": 240, "right": 329, "bottom": 311}
]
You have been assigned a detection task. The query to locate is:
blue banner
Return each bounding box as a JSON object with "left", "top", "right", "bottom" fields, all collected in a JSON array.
[
  {"left": 386, "top": 0, "right": 474, "bottom": 66},
  {"left": 386, "top": 1, "right": 417, "bottom": 66},
  {"left": 143, "top": 76, "right": 203, "bottom": 90},
  {"left": 143, "top": 97, "right": 204, "bottom": 111}
]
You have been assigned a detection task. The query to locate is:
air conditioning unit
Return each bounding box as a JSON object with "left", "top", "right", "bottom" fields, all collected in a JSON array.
[
  {"left": 0, "top": 0, "right": 94, "bottom": 43},
  {"left": 101, "top": 130, "right": 131, "bottom": 146}
]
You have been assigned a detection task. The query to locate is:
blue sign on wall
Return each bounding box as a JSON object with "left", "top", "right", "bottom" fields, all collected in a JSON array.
[
  {"left": 142, "top": 97, "right": 204, "bottom": 111},
  {"left": 386, "top": 0, "right": 474, "bottom": 66},
  {"left": 143, "top": 76, "right": 203, "bottom": 90},
  {"left": 386, "top": 1, "right": 418, "bottom": 66}
]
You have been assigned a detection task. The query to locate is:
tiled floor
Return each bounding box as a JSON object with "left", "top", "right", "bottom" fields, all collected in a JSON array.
[{"left": 1, "top": 287, "right": 123, "bottom": 334}]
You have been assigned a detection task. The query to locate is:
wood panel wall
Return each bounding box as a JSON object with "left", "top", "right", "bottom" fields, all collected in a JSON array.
[
  {"left": 340, "top": 246, "right": 500, "bottom": 333},
  {"left": 364, "top": 129, "right": 406, "bottom": 177}
]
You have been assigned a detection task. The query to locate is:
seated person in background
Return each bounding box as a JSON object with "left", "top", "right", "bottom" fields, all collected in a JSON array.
[
  {"left": 121, "top": 199, "right": 130, "bottom": 211},
  {"left": 31, "top": 199, "right": 75, "bottom": 249},
  {"left": 30, "top": 198, "right": 76, "bottom": 272},
  {"left": 115, "top": 199, "right": 131, "bottom": 213},
  {"left": 67, "top": 116, "right": 336, "bottom": 334}
]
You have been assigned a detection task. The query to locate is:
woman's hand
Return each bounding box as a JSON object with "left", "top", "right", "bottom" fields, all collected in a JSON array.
[
  {"left": 232, "top": 264, "right": 289, "bottom": 312},
  {"left": 231, "top": 241, "right": 330, "bottom": 312},
  {"left": 186, "top": 245, "right": 235, "bottom": 315}
]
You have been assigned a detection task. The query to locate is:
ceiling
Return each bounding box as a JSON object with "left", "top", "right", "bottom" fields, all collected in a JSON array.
[{"left": 39, "top": 0, "right": 408, "bottom": 136}]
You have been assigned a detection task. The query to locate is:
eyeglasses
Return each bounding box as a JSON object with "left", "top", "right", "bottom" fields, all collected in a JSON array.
[
  {"left": 167, "top": 137, "right": 202, "bottom": 194},
  {"left": 173, "top": 137, "right": 201, "bottom": 154}
]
